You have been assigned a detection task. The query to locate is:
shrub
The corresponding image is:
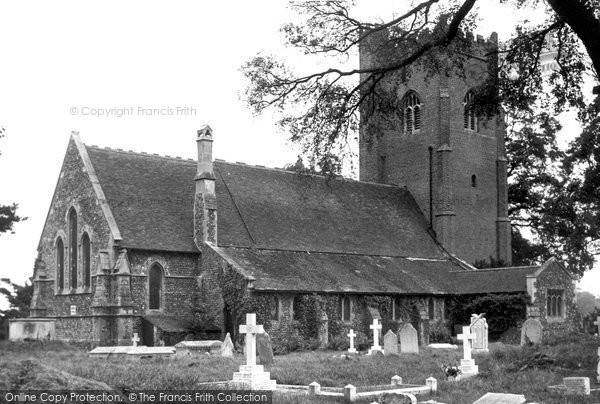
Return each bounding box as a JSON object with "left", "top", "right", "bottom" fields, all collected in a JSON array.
[
  {"left": 328, "top": 334, "right": 349, "bottom": 351},
  {"left": 429, "top": 321, "right": 452, "bottom": 343}
]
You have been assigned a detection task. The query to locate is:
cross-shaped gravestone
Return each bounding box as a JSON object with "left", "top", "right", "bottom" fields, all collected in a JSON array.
[
  {"left": 368, "top": 319, "right": 382, "bottom": 354},
  {"left": 131, "top": 333, "right": 140, "bottom": 347},
  {"left": 347, "top": 329, "right": 357, "bottom": 353},
  {"left": 457, "top": 326, "right": 476, "bottom": 361},
  {"left": 594, "top": 316, "right": 599, "bottom": 335},
  {"left": 239, "top": 313, "right": 265, "bottom": 366}
]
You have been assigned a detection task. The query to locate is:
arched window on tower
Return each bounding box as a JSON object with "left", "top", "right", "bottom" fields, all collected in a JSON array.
[
  {"left": 82, "top": 233, "right": 91, "bottom": 289},
  {"left": 148, "top": 263, "right": 163, "bottom": 310},
  {"left": 463, "top": 90, "right": 478, "bottom": 131},
  {"left": 56, "top": 237, "right": 64, "bottom": 290},
  {"left": 402, "top": 91, "right": 422, "bottom": 135},
  {"left": 68, "top": 208, "right": 78, "bottom": 290}
]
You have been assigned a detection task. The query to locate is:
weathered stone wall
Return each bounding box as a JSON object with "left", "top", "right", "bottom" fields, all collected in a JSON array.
[
  {"left": 32, "top": 138, "right": 113, "bottom": 341},
  {"left": 531, "top": 261, "right": 578, "bottom": 339}
]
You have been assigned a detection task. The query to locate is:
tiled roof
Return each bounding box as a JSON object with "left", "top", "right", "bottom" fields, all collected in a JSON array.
[
  {"left": 212, "top": 246, "right": 460, "bottom": 294},
  {"left": 448, "top": 266, "right": 540, "bottom": 294},
  {"left": 85, "top": 147, "right": 444, "bottom": 258},
  {"left": 84, "top": 145, "right": 538, "bottom": 295}
]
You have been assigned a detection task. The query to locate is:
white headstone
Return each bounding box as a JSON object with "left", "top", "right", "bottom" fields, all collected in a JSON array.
[
  {"left": 470, "top": 314, "right": 489, "bottom": 353},
  {"left": 221, "top": 332, "right": 234, "bottom": 358},
  {"left": 131, "top": 333, "right": 140, "bottom": 347},
  {"left": 383, "top": 330, "right": 398, "bottom": 356},
  {"left": 367, "top": 319, "right": 382, "bottom": 355},
  {"left": 457, "top": 326, "right": 478, "bottom": 376},
  {"left": 520, "top": 318, "right": 543, "bottom": 345},
  {"left": 563, "top": 377, "right": 590, "bottom": 395},
  {"left": 399, "top": 323, "right": 419, "bottom": 354},
  {"left": 347, "top": 329, "right": 357, "bottom": 354}
]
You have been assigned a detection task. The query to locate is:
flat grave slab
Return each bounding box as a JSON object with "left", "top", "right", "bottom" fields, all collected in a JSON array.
[
  {"left": 127, "top": 346, "right": 175, "bottom": 358},
  {"left": 175, "top": 340, "right": 222, "bottom": 355},
  {"left": 472, "top": 392, "right": 526, "bottom": 404},
  {"left": 89, "top": 346, "right": 136, "bottom": 358},
  {"left": 427, "top": 343, "right": 458, "bottom": 349}
]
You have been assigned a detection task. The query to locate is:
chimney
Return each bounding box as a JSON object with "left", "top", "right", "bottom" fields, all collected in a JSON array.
[{"left": 194, "top": 125, "right": 217, "bottom": 247}]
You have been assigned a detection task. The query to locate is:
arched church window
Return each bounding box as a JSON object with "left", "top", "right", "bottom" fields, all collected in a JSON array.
[
  {"left": 402, "top": 91, "right": 422, "bottom": 135},
  {"left": 56, "top": 237, "right": 64, "bottom": 290},
  {"left": 547, "top": 289, "right": 564, "bottom": 317},
  {"left": 339, "top": 296, "right": 352, "bottom": 322},
  {"left": 68, "top": 208, "right": 78, "bottom": 289},
  {"left": 148, "top": 263, "right": 163, "bottom": 310},
  {"left": 463, "top": 90, "right": 478, "bottom": 131},
  {"left": 471, "top": 174, "right": 478, "bottom": 188},
  {"left": 82, "top": 233, "right": 91, "bottom": 289}
]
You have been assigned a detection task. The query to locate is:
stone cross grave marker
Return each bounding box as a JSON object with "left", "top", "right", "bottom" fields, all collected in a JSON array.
[
  {"left": 347, "top": 329, "right": 357, "bottom": 354},
  {"left": 232, "top": 313, "right": 276, "bottom": 390},
  {"left": 470, "top": 314, "right": 489, "bottom": 353},
  {"left": 457, "top": 326, "right": 478, "bottom": 376},
  {"left": 131, "top": 333, "right": 140, "bottom": 348},
  {"left": 594, "top": 316, "right": 600, "bottom": 335},
  {"left": 368, "top": 319, "right": 382, "bottom": 355},
  {"left": 520, "top": 318, "right": 543, "bottom": 346},
  {"left": 383, "top": 330, "right": 398, "bottom": 356},
  {"left": 399, "top": 323, "right": 419, "bottom": 354},
  {"left": 221, "top": 332, "right": 234, "bottom": 358},
  {"left": 239, "top": 313, "right": 264, "bottom": 366}
]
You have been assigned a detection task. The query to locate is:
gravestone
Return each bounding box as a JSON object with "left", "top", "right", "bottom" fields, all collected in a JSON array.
[
  {"left": 520, "top": 318, "right": 543, "bottom": 346},
  {"left": 317, "top": 312, "right": 328, "bottom": 348},
  {"left": 231, "top": 313, "right": 276, "bottom": 390},
  {"left": 89, "top": 346, "right": 135, "bottom": 358},
  {"left": 127, "top": 346, "right": 175, "bottom": 358},
  {"left": 347, "top": 329, "right": 357, "bottom": 354},
  {"left": 472, "top": 393, "right": 526, "bottom": 404},
  {"left": 597, "top": 347, "right": 600, "bottom": 383},
  {"left": 563, "top": 377, "right": 590, "bottom": 395},
  {"left": 398, "top": 323, "right": 419, "bottom": 354},
  {"left": 221, "top": 332, "right": 234, "bottom": 358},
  {"left": 383, "top": 330, "right": 398, "bottom": 356},
  {"left": 256, "top": 332, "right": 274, "bottom": 365},
  {"left": 457, "top": 326, "right": 478, "bottom": 377},
  {"left": 367, "top": 319, "right": 383, "bottom": 355},
  {"left": 470, "top": 314, "right": 489, "bottom": 353},
  {"left": 594, "top": 316, "right": 599, "bottom": 335}
]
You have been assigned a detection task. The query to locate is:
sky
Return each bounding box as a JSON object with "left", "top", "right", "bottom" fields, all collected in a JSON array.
[{"left": 1, "top": 1, "right": 599, "bottom": 307}]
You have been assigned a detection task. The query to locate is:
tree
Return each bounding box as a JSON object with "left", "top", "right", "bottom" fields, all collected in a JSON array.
[
  {"left": 0, "top": 127, "right": 25, "bottom": 235},
  {"left": 576, "top": 290, "right": 598, "bottom": 317},
  {"left": 0, "top": 278, "right": 33, "bottom": 319},
  {"left": 243, "top": 0, "right": 600, "bottom": 274}
]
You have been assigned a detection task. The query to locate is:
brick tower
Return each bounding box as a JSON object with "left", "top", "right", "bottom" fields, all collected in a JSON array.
[{"left": 359, "top": 31, "right": 511, "bottom": 266}]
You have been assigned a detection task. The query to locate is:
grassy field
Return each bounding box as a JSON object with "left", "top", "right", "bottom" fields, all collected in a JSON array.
[{"left": 1, "top": 338, "right": 599, "bottom": 403}]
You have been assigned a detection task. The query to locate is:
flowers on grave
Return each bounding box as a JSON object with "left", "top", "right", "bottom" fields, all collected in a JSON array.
[{"left": 441, "top": 363, "right": 462, "bottom": 379}]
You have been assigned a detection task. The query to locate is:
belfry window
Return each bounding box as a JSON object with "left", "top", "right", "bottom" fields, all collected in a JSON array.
[
  {"left": 148, "top": 263, "right": 163, "bottom": 310},
  {"left": 56, "top": 238, "right": 65, "bottom": 290},
  {"left": 402, "top": 91, "right": 422, "bottom": 135},
  {"left": 463, "top": 90, "right": 478, "bottom": 131},
  {"left": 68, "top": 208, "right": 78, "bottom": 289}
]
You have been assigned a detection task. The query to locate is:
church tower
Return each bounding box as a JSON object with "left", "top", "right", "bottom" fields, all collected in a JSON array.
[{"left": 359, "top": 31, "right": 511, "bottom": 266}]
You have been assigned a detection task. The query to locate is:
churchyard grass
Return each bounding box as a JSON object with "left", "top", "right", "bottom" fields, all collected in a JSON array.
[{"left": 1, "top": 338, "right": 599, "bottom": 403}]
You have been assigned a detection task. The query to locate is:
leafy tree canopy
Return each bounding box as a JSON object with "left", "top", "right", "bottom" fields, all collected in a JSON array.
[
  {"left": 243, "top": 0, "right": 600, "bottom": 275},
  {"left": 0, "top": 278, "right": 33, "bottom": 319}
]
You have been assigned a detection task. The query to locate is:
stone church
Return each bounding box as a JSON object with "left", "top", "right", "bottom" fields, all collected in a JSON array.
[{"left": 15, "top": 31, "right": 577, "bottom": 346}]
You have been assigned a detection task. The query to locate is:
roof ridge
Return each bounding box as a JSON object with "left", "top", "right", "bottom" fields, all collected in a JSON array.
[
  {"left": 450, "top": 265, "right": 540, "bottom": 273},
  {"left": 85, "top": 144, "right": 193, "bottom": 163},
  {"left": 217, "top": 244, "right": 452, "bottom": 260}
]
